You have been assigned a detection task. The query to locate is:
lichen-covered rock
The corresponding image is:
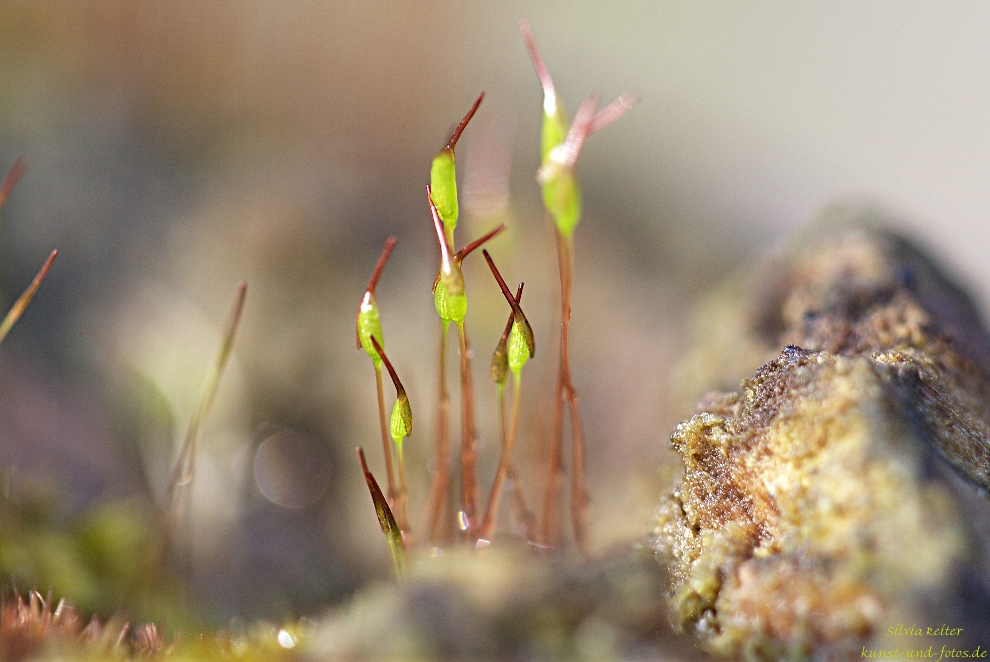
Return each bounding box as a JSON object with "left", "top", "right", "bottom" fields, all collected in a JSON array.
[{"left": 655, "top": 210, "right": 990, "bottom": 659}]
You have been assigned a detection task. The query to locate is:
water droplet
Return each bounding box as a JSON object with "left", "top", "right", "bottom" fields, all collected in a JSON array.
[
  {"left": 457, "top": 510, "right": 470, "bottom": 531},
  {"left": 475, "top": 538, "right": 490, "bottom": 549}
]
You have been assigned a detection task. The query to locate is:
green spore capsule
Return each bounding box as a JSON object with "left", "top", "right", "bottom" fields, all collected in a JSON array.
[
  {"left": 356, "top": 292, "right": 384, "bottom": 367},
  {"left": 430, "top": 150, "right": 458, "bottom": 243},
  {"left": 541, "top": 105, "right": 568, "bottom": 163},
  {"left": 507, "top": 319, "right": 531, "bottom": 375},
  {"left": 491, "top": 336, "right": 509, "bottom": 386},
  {"left": 390, "top": 393, "right": 413, "bottom": 442},
  {"left": 491, "top": 282, "right": 523, "bottom": 385},
  {"left": 356, "top": 236, "right": 397, "bottom": 367},
  {"left": 430, "top": 92, "right": 484, "bottom": 244},
  {"left": 433, "top": 277, "right": 467, "bottom": 323},
  {"left": 536, "top": 94, "right": 598, "bottom": 239},
  {"left": 539, "top": 165, "right": 581, "bottom": 239},
  {"left": 482, "top": 251, "right": 534, "bottom": 370}
]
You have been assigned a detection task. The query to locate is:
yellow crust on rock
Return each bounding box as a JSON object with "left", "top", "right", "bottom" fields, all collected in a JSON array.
[
  {"left": 657, "top": 348, "right": 966, "bottom": 658},
  {"left": 656, "top": 217, "right": 990, "bottom": 659}
]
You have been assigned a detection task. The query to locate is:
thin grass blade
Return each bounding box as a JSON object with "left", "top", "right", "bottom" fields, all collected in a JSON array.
[
  {"left": 0, "top": 249, "right": 57, "bottom": 345},
  {"left": 164, "top": 281, "right": 248, "bottom": 518},
  {"left": 0, "top": 157, "right": 26, "bottom": 212}
]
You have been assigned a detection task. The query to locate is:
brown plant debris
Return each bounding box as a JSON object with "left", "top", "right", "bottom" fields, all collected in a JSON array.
[
  {"left": 655, "top": 208, "right": 990, "bottom": 660},
  {"left": 0, "top": 590, "right": 166, "bottom": 660}
]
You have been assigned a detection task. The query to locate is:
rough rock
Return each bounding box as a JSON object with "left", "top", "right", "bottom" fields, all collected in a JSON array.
[{"left": 655, "top": 208, "right": 990, "bottom": 659}]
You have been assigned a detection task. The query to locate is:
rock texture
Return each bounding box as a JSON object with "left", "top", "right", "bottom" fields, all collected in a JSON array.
[{"left": 655, "top": 208, "right": 990, "bottom": 659}]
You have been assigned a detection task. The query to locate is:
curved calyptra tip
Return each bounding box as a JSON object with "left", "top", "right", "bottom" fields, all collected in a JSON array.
[
  {"left": 445, "top": 92, "right": 485, "bottom": 152},
  {"left": 590, "top": 92, "right": 639, "bottom": 135},
  {"left": 356, "top": 236, "right": 396, "bottom": 352},
  {"left": 519, "top": 20, "right": 556, "bottom": 107},
  {"left": 432, "top": 96, "right": 482, "bottom": 241},
  {"left": 520, "top": 19, "right": 570, "bottom": 165},
  {"left": 482, "top": 250, "right": 519, "bottom": 315},
  {"left": 521, "top": 19, "right": 637, "bottom": 179},
  {"left": 482, "top": 249, "right": 535, "bottom": 359},
  {"left": 371, "top": 335, "right": 412, "bottom": 439},
  {"left": 370, "top": 335, "right": 406, "bottom": 401},
  {"left": 544, "top": 92, "right": 639, "bottom": 175},
  {"left": 546, "top": 94, "right": 600, "bottom": 175},
  {"left": 366, "top": 236, "right": 397, "bottom": 296},
  {"left": 357, "top": 446, "right": 371, "bottom": 477}
]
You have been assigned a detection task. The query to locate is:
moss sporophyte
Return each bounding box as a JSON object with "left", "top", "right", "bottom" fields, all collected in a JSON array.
[
  {"left": 522, "top": 19, "right": 636, "bottom": 552},
  {"left": 426, "top": 185, "right": 505, "bottom": 542},
  {"left": 0, "top": 17, "right": 635, "bottom": 655},
  {"left": 355, "top": 23, "right": 634, "bottom": 565},
  {"left": 431, "top": 92, "right": 484, "bottom": 249},
  {"left": 356, "top": 236, "right": 400, "bottom": 511}
]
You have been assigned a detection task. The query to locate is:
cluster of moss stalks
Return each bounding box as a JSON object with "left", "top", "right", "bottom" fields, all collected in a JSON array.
[
  {"left": 0, "top": 20, "right": 637, "bottom": 660},
  {"left": 354, "top": 20, "right": 635, "bottom": 577}
]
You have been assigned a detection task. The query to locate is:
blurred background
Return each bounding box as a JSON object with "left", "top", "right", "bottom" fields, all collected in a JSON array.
[{"left": 0, "top": 0, "right": 989, "bottom": 624}]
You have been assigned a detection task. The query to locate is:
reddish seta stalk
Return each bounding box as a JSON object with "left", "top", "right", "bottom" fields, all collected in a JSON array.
[
  {"left": 542, "top": 231, "right": 587, "bottom": 552},
  {"left": 424, "top": 322, "right": 453, "bottom": 544}
]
